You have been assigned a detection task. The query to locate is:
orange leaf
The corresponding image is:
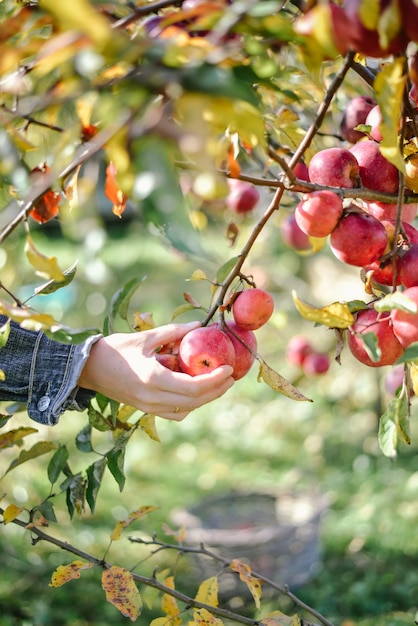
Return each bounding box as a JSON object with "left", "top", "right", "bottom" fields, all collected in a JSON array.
[
  {"left": 102, "top": 565, "right": 142, "bottom": 621},
  {"left": 105, "top": 162, "right": 128, "bottom": 217},
  {"left": 29, "top": 165, "right": 61, "bottom": 224},
  {"left": 227, "top": 144, "right": 241, "bottom": 178},
  {"left": 230, "top": 559, "right": 262, "bottom": 609},
  {"left": 49, "top": 560, "right": 94, "bottom": 587}
]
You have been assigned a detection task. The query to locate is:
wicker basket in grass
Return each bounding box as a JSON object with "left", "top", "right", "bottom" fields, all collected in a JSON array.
[{"left": 171, "top": 489, "right": 328, "bottom": 601}]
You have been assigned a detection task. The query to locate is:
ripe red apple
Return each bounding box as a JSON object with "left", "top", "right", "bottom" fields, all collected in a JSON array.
[
  {"left": 381, "top": 220, "right": 418, "bottom": 246},
  {"left": 302, "top": 351, "right": 330, "bottom": 376},
  {"left": 343, "top": 0, "right": 409, "bottom": 58},
  {"left": 363, "top": 256, "right": 401, "bottom": 288},
  {"left": 295, "top": 190, "right": 343, "bottom": 238},
  {"left": 156, "top": 352, "right": 182, "bottom": 372},
  {"left": 290, "top": 160, "right": 310, "bottom": 192},
  {"left": 399, "top": 0, "right": 418, "bottom": 43},
  {"left": 212, "top": 320, "right": 257, "bottom": 380},
  {"left": 286, "top": 335, "right": 314, "bottom": 367},
  {"left": 391, "top": 286, "right": 418, "bottom": 348},
  {"left": 409, "top": 84, "right": 418, "bottom": 108},
  {"left": 226, "top": 179, "right": 260, "bottom": 214},
  {"left": 308, "top": 147, "right": 360, "bottom": 188},
  {"left": 349, "top": 140, "right": 399, "bottom": 194},
  {"left": 178, "top": 326, "right": 235, "bottom": 375},
  {"left": 294, "top": 2, "right": 353, "bottom": 58},
  {"left": 347, "top": 308, "right": 404, "bottom": 367},
  {"left": 363, "top": 201, "right": 417, "bottom": 224},
  {"left": 340, "top": 95, "right": 376, "bottom": 144},
  {"left": 330, "top": 209, "right": 388, "bottom": 266},
  {"left": 364, "top": 105, "right": 383, "bottom": 142},
  {"left": 281, "top": 213, "right": 311, "bottom": 251},
  {"left": 399, "top": 245, "right": 418, "bottom": 288},
  {"left": 232, "top": 288, "right": 274, "bottom": 330}
]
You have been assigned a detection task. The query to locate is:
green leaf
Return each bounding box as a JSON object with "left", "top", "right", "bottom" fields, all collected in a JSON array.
[
  {"left": 171, "top": 303, "right": 203, "bottom": 321},
  {"left": 3, "top": 441, "right": 58, "bottom": 476},
  {"left": 88, "top": 405, "right": 111, "bottom": 432},
  {"left": 76, "top": 425, "right": 93, "bottom": 453},
  {"left": 64, "top": 473, "right": 86, "bottom": 518},
  {"left": 33, "top": 500, "right": 57, "bottom": 523},
  {"left": 47, "top": 445, "right": 69, "bottom": 485},
  {"left": 213, "top": 257, "right": 239, "bottom": 290},
  {"left": 106, "top": 433, "right": 131, "bottom": 492},
  {"left": 0, "top": 319, "right": 10, "bottom": 348},
  {"left": 358, "top": 331, "right": 381, "bottom": 363},
  {"left": 33, "top": 261, "right": 78, "bottom": 297},
  {"left": 109, "top": 276, "right": 147, "bottom": 326},
  {"left": 374, "top": 291, "right": 417, "bottom": 314},
  {"left": 378, "top": 392, "right": 410, "bottom": 458},
  {"left": 0, "top": 427, "right": 38, "bottom": 450},
  {"left": 86, "top": 457, "right": 107, "bottom": 514},
  {"left": 396, "top": 342, "right": 418, "bottom": 364},
  {"left": 44, "top": 325, "right": 101, "bottom": 345},
  {"left": 180, "top": 64, "right": 260, "bottom": 107}
]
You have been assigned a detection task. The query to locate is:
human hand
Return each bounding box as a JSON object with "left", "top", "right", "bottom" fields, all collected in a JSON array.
[{"left": 78, "top": 322, "right": 235, "bottom": 420}]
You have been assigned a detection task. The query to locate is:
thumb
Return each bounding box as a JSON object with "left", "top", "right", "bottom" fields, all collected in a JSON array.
[{"left": 144, "top": 321, "right": 201, "bottom": 352}]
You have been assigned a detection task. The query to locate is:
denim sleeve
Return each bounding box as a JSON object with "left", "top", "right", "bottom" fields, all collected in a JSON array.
[{"left": 0, "top": 317, "right": 102, "bottom": 426}]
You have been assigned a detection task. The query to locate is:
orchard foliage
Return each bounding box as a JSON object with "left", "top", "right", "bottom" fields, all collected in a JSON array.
[{"left": 2, "top": 0, "right": 418, "bottom": 623}]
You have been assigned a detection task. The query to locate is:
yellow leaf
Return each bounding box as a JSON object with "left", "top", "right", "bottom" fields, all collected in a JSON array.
[
  {"left": 187, "top": 269, "right": 208, "bottom": 281},
  {"left": 117, "top": 404, "right": 138, "bottom": 423},
  {"left": 195, "top": 577, "right": 219, "bottom": 607},
  {"left": 261, "top": 611, "right": 302, "bottom": 626},
  {"left": 110, "top": 506, "right": 158, "bottom": 541},
  {"left": 374, "top": 58, "right": 407, "bottom": 174},
  {"left": 102, "top": 566, "right": 142, "bottom": 621},
  {"left": 0, "top": 299, "right": 58, "bottom": 333},
  {"left": 258, "top": 359, "right": 312, "bottom": 402},
  {"left": 410, "top": 363, "right": 418, "bottom": 396},
  {"left": 2, "top": 503, "right": 24, "bottom": 524},
  {"left": 229, "top": 559, "right": 262, "bottom": 609},
  {"left": 25, "top": 235, "right": 65, "bottom": 281},
  {"left": 189, "top": 607, "right": 223, "bottom": 625},
  {"left": 378, "top": 0, "right": 402, "bottom": 49},
  {"left": 292, "top": 291, "right": 354, "bottom": 329},
  {"left": 49, "top": 560, "right": 94, "bottom": 588},
  {"left": 133, "top": 312, "right": 155, "bottom": 331},
  {"left": 39, "top": 0, "right": 112, "bottom": 50},
  {"left": 359, "top": 0, "right": 380, "bottom": 29},
  {"left": 0, "top": 427, "right": 38, "bottom": 450},
  {"left": 161, "top": 576, "right": 182, "bottom": 624},
  {"left": 139, "top": 414, "right": 161, "bottom": 442}
]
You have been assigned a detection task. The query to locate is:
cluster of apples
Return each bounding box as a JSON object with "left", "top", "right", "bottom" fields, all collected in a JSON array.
[
  {"left": 156, "top": 288, "right": 274, "bottom": 379},
  {"left": 285, "top": 335, "right": 330, "bottom": 377}
]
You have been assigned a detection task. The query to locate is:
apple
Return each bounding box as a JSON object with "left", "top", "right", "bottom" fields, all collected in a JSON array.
[
  {"left": 343, "top": 0, "right": 409, "bottom": 58},
  {"left": 302, "top": 352, "right": 330, "bottom": 376},
  {"left": 347, "top": 308, "right": 404, "bottom": 367},
  {"left": 399, "top": 245, "right": 418, "bottom": 288},
  {"left": 409, "top": 84, "right": 418, "bottom": 108},
  {"left": 226, "top": 179, "right": 260, "bottom": 214},
  {"left": 178, "top": 326, "right": 235, "bottom": 375},
  {"left": 363, "top": 256, "right": 401, "bottom": 288},
  {"left": 286, "top": 335, "right": 314, "bottom": 367},
  {"left": 363, "top": 201, "right": 417, "bottom": 224},
  {"left": 364, "top": 105, "right": 383, "bottom": 142},
  {"left": 340, "top": 95, "right": 376, "bottom": 144},
  {"left": 295, "top": 190, "right": 343, "bottom": 238},
  {"left": 408, "top": 51, "right": 418, "bottom": 88},
  {"left": 294, "top": 2, "right": 353, "bottom": 58},
  {"left": 308, "top": 147, "right": 360, "bottom": 188},
  {"left": 212, "top": 320, "right": 257, "bottom": 380},
  {"left": 281, "top": 213, "right": 311, "bottom": 251},
  {"left": 391, "top": 286, "right": 418, "bottom": 348},
  {"left": 232, "top": 288, "right": 274, "bottom": 330},
  {"left": 349, "top": 140, "right": 399, "bottom": 194},
  {"left": 290, "top": 160, "right": 310, "bottom": 192},
  {"left": 399, "top": 0, "right": 418, "bottom": 43},
  {"left": 384, "top": 365, "right": 407, "bottom": 396},
  {"left": 381, "top": 220, "right": 418, "bottom": 246},
  {"left": 156, "top": 353, "right": 182, "bottom": 372},
  {"left": 330, "top": 209, "right": 388, "bottom": 267}
]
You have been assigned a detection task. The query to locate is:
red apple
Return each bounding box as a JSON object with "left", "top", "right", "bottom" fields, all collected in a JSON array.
[
  {"left": 350, "top": 140, "right": 399, "bottom": 194},
  {"left": 399, "top": 0, "right": 418, "bottom": 43},
  {"left": 295, "top": 190, "right": 343, "bottom": 238},
  {"left": 232, "top": 288, "right": 274, "bottom": 330},
  {"left": 344, "top": 0, "right": 409, "bottom": 58},
  {"left": 381, "top": 220, "right": 418, "bottom": 246},
  {"left": 364, "top": 256, "right": 401, "bottom": 287},
  {"left": 330, "top": 209, "right": 388, "bottom": 267},
  {"left": 290, "top": 160, "right": 310, "bottom": 192},
  {"left": 295, "top": 2, "right": 353, "bottom": 58},
  {"left": 286, "top": 335, "right": 314, "bottom": 367},
  {"left": 156, "top": 353, "right": 182, "bottom": 372},
  {"left": 302, "top": 351, "right": 330, "bottom": 376},
  {"left": 391, "top": 286, "right": 418, "bottom": 348},
  {"left": 178, "top": 326, "right": 235, "bottom": 375},
  {"left": 340, "top": 95, "right": 376, "bottom": 144},
  {"left": 363, "top": 201, "right": 417, "bottom": 224},
  {"left": 308, "top": 147, "right": 360, "bottom": 188},
  {"left": 281, "top": 213, "right": 311, "bottom": 251},
  {"left": 348, "top": 308, "right": 404, "bottom": 367},
  {"left": 364, "top": 105, "right": 383, "bottom": 142},
  {"left": 399, "top": 245, "right": 418, "bottom": 288},
  {"left": 212, "top": 320, "right": 257, "bottom": 380},
  {"left": 408, "top": 51, "right": 418, "bottom": 88},
  {"left": 226, "top": 179, "right": 260, "bottom": 214}
]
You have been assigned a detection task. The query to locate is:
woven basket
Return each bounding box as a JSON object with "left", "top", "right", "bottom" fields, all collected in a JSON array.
[{"left": 171, "top": 489, "right": 327, "bottom": 598}]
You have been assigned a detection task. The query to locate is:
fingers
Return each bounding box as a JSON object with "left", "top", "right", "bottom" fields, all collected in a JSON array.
[{"left": 143, "top": 321, "right": 201, "bottom": 354}]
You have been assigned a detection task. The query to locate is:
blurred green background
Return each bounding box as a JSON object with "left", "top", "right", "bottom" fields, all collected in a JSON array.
[{"left": 1, "top": 186, "right": 418, "bottom": 626}]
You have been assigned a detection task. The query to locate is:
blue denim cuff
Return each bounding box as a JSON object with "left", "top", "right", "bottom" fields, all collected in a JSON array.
[{"left": 27, "top": 331, "right": 103, "bottom": 426}]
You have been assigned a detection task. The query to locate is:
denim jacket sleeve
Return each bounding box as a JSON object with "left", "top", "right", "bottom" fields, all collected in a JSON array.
[{"left": 0, "top": 316, "right": 102, "bottom": 426}]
